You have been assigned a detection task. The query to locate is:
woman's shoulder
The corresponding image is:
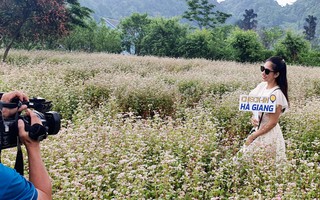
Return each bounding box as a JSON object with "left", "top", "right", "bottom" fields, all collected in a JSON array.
[
  {"left": 256, "top": 82, "right": 267, "bottom": 89},
  {"left": 249, "top": 82, "right": 267, "bottom": 95},
  {"left": 272, "top": 88, "right": 288, "bottom": 111}
]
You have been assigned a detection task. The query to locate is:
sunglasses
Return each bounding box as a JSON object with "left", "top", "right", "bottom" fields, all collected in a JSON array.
[{"left": 260, "top": 66, "right": 275, "bottom": 75}]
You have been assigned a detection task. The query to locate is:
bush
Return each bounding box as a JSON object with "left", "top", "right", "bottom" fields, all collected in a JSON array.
[
  {"left": 114, "top": 84, "right": 176, "bottom": 118},
  {"left": 178, "top": 80, "right": 205, "bottom": 106},
  {"left": 64, "top": 69, "right": 98, "bottom": 86},
  {"left": 298, "top": 50, "right": 320, "bottom": 66},
  {"left": 5, "top": 54, "right": 30, "bottom": 66},
  {"left": 179, "top": 29, "right": 213, "bottom": 59},
  {"left": 83, "top": 84, "right": 111, "bottom": 108},
  {"left": 228, "top": 28, "right": 265, "bottom": 63},
  {"left": 304, "top": 79, "right": 320, "bottom": 97},
  {"left": 274, "top": 31, "right": 310, "bottom": 63},
  {"left": 53, "top": 89, "right": 81, "bottom": 121},
  {"left": 207, "top": 82, "right": 240, "bottom": 96}
]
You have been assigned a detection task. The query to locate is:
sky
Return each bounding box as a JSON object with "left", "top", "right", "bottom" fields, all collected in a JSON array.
[
  {"left": 276, "top": 0, "right": 297, "bottom": 6},
  {"left": 217, "top": 0, "right": 297, "bottom": 7}
]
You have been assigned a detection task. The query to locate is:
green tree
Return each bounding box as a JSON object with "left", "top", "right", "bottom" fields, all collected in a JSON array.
[
  {"left": 179, "top": 26, "right": 235, "bottom": 60},
  {"left": 238, "top": 9, "right": 257, "bottom": 30},
  {"left": 275, "top": 31, "right": 310, "bottom": 62},
  {"left": 179, "top": 29, "right": 213, "bottom": 59},
  {"left": 93, "top": 20, "right": 122, "bottom": 53},
  {"left": 0, "top": 0, "right": 66, "bottom": 61},
  {"left": 208, "top": 25, "right": 235, "bottom": 60},
  {"left": 60, "top": 18, "right": 121, "bottom": 53},
  {"left": 119, "top": 13, "right": 151, "bottom": 55},
  {"left": 228, "top": 28, "right": 265, "bottom": 63},
  {"left": 61, "top": 19, "right": 95, "bottom": 51},
  {"left": 183, "top": 0, "right": 231, "bottom": 30},
  {"left": 303, "top": 15, "right": 317, "bottom": 41},
  {"left": 0, "top": 0, "right": 92, "bottom": 61},
  {"left": 141, "top": 17, "right": 188, "bottom": 57},
  {"left": 66, "top": 0, "right": 93, "bottom": 29},
  {"left": 259, "top": 27, "right": 284, "bottom": 49}
]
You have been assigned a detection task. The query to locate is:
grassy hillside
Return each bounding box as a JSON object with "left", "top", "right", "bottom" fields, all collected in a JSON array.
[{"left": 0, "top": 50, "right": 319, "bottom": 199}]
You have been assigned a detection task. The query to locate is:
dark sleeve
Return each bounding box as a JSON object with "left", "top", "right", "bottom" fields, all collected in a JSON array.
[{"left": 0, "top": 164, "right": 38, "bottom": 200}]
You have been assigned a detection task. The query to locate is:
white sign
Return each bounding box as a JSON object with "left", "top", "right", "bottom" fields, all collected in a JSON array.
[{"left": 239, "top": 94, "right": 277, "bottom": 113}]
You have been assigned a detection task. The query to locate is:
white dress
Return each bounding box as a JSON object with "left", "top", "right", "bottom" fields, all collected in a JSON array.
[{"left": 239, "top": 82, "right": 288, "bottom": 164}]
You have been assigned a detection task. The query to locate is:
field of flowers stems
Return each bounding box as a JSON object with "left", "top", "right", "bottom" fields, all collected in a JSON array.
[{"left": 0, "top": 49, "right": 319, "bottom": 199}]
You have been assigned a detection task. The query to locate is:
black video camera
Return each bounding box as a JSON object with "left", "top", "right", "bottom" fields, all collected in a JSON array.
[{"left": 0, "top": 93, "right": 61, "bottom": 150}]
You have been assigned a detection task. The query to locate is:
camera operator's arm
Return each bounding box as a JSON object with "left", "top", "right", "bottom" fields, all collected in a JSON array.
[
  {"left": 18, "top": 109, "right": 52, "bottom": 200},
  {"left": 1, "top": 91, "right": 28, "bottom": 118}
]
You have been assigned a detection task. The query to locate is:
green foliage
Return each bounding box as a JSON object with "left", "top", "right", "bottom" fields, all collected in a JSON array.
[
  {"left": 201, "top": 93, "right": 251, "bottom": 142},
  {"left": 93, "top": 21, "right": 122, "bottom": 53},
  {"left": 238, "top": 9, "right": 257, "bottom": 30},
  {"left": 66, "top": 0, "right": 94, "bottom": 29},
  {"left": 209, "top": 26, "right": 235, "bottom": 60},
  {"left": 64, "top": 68, "right": 98, "bottom": 85},
  {"left": 208, "top": 25, "right": 235, "bottom": 60},
  {"left": 46, "top": 57, "right": 71, "bottom": 65},
  {"left": 0, "top": 0, "right": 69, "bottom": 61},
  {"left": 0, "top": 51, "right": 71, "bottom": 66},
  {"left": 60, "top": 19, "right": 122, "bottom": 53},
  {"left": 228, "top": 29, "right": 265, "bottom": 62},
  {"left": 208, "top": 82, "right": 240, "bottom": 96},
  {"left": 173, "top": 25, "right": 237, "bottom": 61},
  {"left": 275, "top": 31, "right": 310, "bottom": 62},
  {"left": 259, "top": 27, "right": 284, "bottom": 49},
  {"left": 5, "top": 55, "right": 31, "bottom": 67},
  {"left": 60, "top": 20, "right": 95, "bottom": 51},
  {"left": 114, "top": 85, "right": 176, "bottom": 118},
  {"left": 179, "top": 29, "right": 213, "bottom": 59},
  {"left": 298, "top": 50, "right": 320, "bottom": 66},
  {"left": 53, "top": 89, "right": 81, "bottom": 121},
  {"left": 305, "top": 79, "right": 320, "bottom": 97},
  {"left": 0, "top": 0, "right": 92, "bottom": 57},
  {"left": 178, "top": 80, "right": 205, "bottom": 106},
  {"left": 281, "top": 110, "right": 320, "bottom": 161},
  {"left": 303, "top": 15, "right": 317, "bottom": 41},
  {"left": 119, "top": 13, "right": 152, "bottom": 55},
  {"left": 83, "top": 84, "right": 111, "bottom": 108},
  {"left": 141, "top": 17, "right": 188, "bottom": 57},
  {"left": 183, "top": 0, "right": 231, "bottom": 29},
  {"left": 311, "top": 80, "right": 320, "bottom": 96}
]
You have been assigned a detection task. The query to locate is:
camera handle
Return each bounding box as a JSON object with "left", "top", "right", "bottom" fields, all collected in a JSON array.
[
  {"left": 14, "top": 135, "right": 24, "bottom": 176},
  {"left": 14, "top": 108, "right": 24, "bottom": 176}
]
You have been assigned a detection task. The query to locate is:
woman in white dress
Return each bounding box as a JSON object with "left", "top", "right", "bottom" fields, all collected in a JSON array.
[{"left": 240, "top": 56, "right": 289, "bottom": 164}]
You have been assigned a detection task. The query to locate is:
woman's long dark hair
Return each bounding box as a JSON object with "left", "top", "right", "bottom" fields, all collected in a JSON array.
[{"left": 267, "top": 56, "right": 289, "bottom": 104}]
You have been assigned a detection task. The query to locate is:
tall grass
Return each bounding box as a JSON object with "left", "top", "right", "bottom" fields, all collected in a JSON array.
[{"left": 0, "top": 49, "right": 319, "bottom": 199}]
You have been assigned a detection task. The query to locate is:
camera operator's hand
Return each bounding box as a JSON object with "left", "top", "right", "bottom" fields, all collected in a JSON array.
[
  {"left": 18, "top": 109, "right": 42, "bottom": 148},
  {"left": 18, "top": 109, "right": 52, "bottom": 200},
  {"left": 1, "top": 91, "right": 29, "bottom": 118}
]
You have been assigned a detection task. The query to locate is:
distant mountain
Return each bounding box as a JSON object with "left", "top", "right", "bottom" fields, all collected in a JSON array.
[
  {"left": 282, "top": 0, "right": 320, "bottom": 30},
  {"left": 218, "top": 0, "right": 283, "bottom": 27},
  {"left": 79, "top": 0, "right": 187, "bottom": 19},
  {"left": 79, "top": 0, "right": 320, "bottom": 35}
]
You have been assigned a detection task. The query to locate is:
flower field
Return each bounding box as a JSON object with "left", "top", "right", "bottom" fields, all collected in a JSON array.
[{"left": 0, "top": 50, "right": 319, "bottom": 199}]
